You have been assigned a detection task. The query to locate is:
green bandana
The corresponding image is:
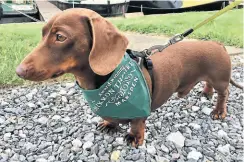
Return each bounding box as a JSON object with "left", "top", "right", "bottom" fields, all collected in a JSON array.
[{"left": 76, "top": 53, "right": 151, "bottom": 119}]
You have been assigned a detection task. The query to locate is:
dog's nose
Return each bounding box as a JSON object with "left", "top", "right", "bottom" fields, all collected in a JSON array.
[{"left": 16, "top": 65, "right": 27, "bottom": 79}]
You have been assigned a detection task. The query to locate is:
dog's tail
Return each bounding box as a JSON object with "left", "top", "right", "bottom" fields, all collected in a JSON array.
[{"left": 230, "top": 78, "right": 243, "bottom": 90}]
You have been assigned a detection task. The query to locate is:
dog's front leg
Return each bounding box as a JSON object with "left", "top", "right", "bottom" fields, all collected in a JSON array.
[
  {"left": 124, "top": 118, "right": 146, "bottom": 148},
  {"left": 97, "top": 119, "right": 120, "bottom": 133}
]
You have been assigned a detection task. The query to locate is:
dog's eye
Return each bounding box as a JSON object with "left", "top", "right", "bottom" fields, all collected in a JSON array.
[{"left": 56, "top": 34, "right": 66, "bottom": 42}]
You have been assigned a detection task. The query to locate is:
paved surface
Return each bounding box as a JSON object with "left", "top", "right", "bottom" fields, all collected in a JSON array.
[
  {"left": 125, "top": 32, "right": 243, "bottom": 55},
  {"left": 36, "top": 0, "right": 61, "bottom": 22}
]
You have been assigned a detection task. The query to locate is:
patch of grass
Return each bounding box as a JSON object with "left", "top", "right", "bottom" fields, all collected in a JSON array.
[
  {"left": 109, "top": 9, "right": 243, "bottom": 47},
  {"left": 0, "top": 23, "right": 73, "bottom": 85}
]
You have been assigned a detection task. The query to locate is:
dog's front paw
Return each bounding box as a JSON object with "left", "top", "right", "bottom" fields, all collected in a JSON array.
[
  {"left": 210, "top": 108, "right": 227, "bottom": 120},
  {"left": 124, "top": 133, "right": 143, "bottom": 148},
  {"left": 96, "top": 121, "right": 120, "bottom": 133}
]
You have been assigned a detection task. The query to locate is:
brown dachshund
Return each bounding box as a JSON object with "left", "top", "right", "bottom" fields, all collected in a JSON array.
[{"left": 16, "top": 8, "right": 243, "bottom": 147}]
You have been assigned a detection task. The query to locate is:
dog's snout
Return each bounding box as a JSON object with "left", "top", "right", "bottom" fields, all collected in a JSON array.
[{"left": 16, "top": 65, "right": 27, "bottom": 79}]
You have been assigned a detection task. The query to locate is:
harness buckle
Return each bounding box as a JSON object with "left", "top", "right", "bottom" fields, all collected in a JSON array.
[
  {"left": 169, "top": 34, "right": 184, "bottom": 45},
  {"left": 141, "top": 49, "right": 151, "bottom": 57}
]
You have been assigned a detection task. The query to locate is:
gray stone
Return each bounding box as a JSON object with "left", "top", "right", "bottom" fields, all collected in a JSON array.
[
  {"left": 3, "top": 133, "right": 11, "bottom": 141},
  {"left": 49, "top": 93, "right": 57, "bottom": 98},
  {"left": 83, "top": 141, "right": 93, "bottom": 151},
  {"left": 52, "top": 115, "right": 61, "bottom": 120},
  {"left": 189, "top": 123, "right": 201, "bottom": 130},
  {"left": 192, "top": 106, "right": 200, "bottom": 112},
  {"left": 155, "top": 156, "right": 170, "bottom": 162},
  {"left": 200, "top": 97, "right": 209, "bottom": 103},
  {"left": 10, "top": 153, "right": 19, "bottom": 161},
  {"left": 0, "top": 116, "right": 5, "bottom": 124},
  {"left": 4, "top": 108, "right": 17, "bottom": 114},
  {"left": 91, "top": 144, "right": 99, "bottom": 155},
  {"left": 47, "top": 156, "right": 55, "bottom": 162},
  {"left": 36, "top": 158, "right": 48, "bottom": 162},
  {"left": 59, "top": 149, "right": 70, "bottom": 161},
  {"left": 27, "top": 102, "right": 36, "bottom": 108},
  {"left": 84, "top": 132, "right": 94, "bottom": 142},
  {"left": 38, "top": 142, "right": 52, "bottom": 151},
  {"left": 147, "top": 145, "right": 156, "bottom": 155},
  {"left": 100, "top": 154, "right": 109, "bottom": 161},
  {"left": 217, "top": 130, "right": 228, "bottom": 138},
  {"left": 91, "top": 117, "right": 101, "bottom": 124},
  {"left": 1, "top": 101, "right": 9, "bottom": 106},
  {"left": 59, "top": 89, "right": 67, "bottom": 95},
  {"left": 67, "top": 88, "right": 76, "bottom": 95},
  {"left": 165, "top": 112, "right": 174, "bottom": 117},
  {"left": 131, "top": 154, "right": 140, "bottom": 161},
  {"left": 18, "top": 130, "right": 27, "bottom": 138},
  {"left": 201, "top": 107, "right": 212, "bottom": 115},
  {"left": 72, "top": 139, "right": 83, "bottom": 148},
  {"left": 160, "top": 144, "right": 169, "bottom": 153},
  {"left": 217, "top": 144, "right": 230, "bottom": 155},
  {"left": 4, "top": 149, "right": 13, "bottom": 157},
  {"left": 0, "top": 153, "right": 9, "bottom": 161},
  {"left": 98, "top": 148, "right": 106, "bottom": 156},
  {"left": 31, "top": 88, "right": 38, "bottom": 94},
  {"left": 187, "top": 150, "right": 203, "bottom": 161},
  {"left": 26, "top": 93, "right": 33, "bottom": 101},
  {"left": 166, "top": 131, "right": 185, "bottom": 148},
  {"left": 37, "top": 116, "right": 49, "bottom": 125},
  {"left": 171, "top": 153, "right": 180, "bottom": 160},
  {"left": 61, "top": 96, "right": 68, "bottom": 103},
  {"left": 37, "top": 153, "right": 49, "bottom": 159},
  {"left": 27, "top": 155, "right": 35, "bottom": 162},
  {"left": 53, "top": 127, "right": 65, "bottom": 133},
  {"left": 115, "top": 137, "right": 124, "bottom": 145},
  {"left": 62, "top": 116, "right": 70, "bottom": 122},
  {"left": 69, "top": 126, "right": 79, "bottom": 135},
  {"left": 185, "top": 139, "right": 201, "bottom": 147},
  {"left": 66, "top": 82, "right": 75, "bottom": 89},
  {"left": 19, "top": 154, "right": 26, "bottom": 161},
  {"left": 24, "top": 142, "right": 37, "bottom": 151}
]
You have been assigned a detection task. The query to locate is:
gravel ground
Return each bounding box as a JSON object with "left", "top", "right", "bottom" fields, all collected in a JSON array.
[{"left": 0, "top": 55, "right": 243, "bottom": 162}]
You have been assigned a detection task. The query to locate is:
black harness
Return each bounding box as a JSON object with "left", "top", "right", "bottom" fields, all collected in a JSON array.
[
  {"left": 126, "top": 48, "right": 155, "bottom": 93},
  {"left": 126, "top": 34, "right": 186, "bottom": 94}
]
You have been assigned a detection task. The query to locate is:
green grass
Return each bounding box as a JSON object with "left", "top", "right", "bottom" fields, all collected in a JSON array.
[
  {"left": 0, "top": 23, "right": 42, "bottom": 85},
  {"left": 0, "top": 23, "right": 73, "bottom": 86},
  {"left": 109, "top": 9, "right": 243, "bottom": 47},
  {"left": 0, "top": 9, "right": 243, "bottom": 85}
]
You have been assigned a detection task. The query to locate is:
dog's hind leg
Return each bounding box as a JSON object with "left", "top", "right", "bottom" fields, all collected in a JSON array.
[
  {"left": 210, "top": 83, "right": 229, "bottom": 120},
  {"left": 201, "top": 82, "right": 214, "bottom": 100}
]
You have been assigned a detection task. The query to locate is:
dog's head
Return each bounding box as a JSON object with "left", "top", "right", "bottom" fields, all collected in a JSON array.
[{"left": 16, "top": 8, "right": 128, "bottom": 81}]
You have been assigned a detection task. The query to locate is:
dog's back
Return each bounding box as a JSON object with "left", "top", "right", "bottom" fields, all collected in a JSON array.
[{"left": 150, "top": 41, "right": 231, "bottom": 109}]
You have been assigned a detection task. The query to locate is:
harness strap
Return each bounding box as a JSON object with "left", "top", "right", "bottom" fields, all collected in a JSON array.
[
  {"left": 127, "top": 49, "right": 155, "bottom": 94},
  {"left": 143, "top": 57, "right": 154, "bottom": 94}
]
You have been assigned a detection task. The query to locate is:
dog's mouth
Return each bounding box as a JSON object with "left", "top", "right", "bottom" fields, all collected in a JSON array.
[{"left": 51, "top": 71, "right": 65, "bottom": 78}]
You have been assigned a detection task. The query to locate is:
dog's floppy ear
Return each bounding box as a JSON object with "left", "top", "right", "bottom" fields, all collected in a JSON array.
[{"left": 88, "top": 16, "right": 128, "bottom": 76}]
